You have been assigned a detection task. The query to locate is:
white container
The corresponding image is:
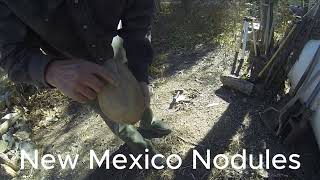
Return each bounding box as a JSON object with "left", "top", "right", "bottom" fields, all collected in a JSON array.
[{"left": 288, "top": 40, "right": 320, "bottom": 148}]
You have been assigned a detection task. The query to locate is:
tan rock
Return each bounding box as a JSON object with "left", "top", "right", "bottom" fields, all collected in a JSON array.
[
  {"left": 98, "top": 59, "right": 145, "bottom": 124},
  {"left": 0, "top": 140, "right": 8, "bottom": 153},
  {"left": 0, "top": 153, "right": 18, "bottom": 171},
  {"left": 0, "top": 163, "right": 18, "bottom": 178}
]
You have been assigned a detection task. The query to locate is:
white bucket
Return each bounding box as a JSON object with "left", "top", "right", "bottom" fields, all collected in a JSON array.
[{"left": 288, "top": 40, "right": 320, "bottom": 148}]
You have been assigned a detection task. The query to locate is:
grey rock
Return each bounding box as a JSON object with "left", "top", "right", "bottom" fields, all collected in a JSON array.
[
  {"left": 0, "top": 140, "right": 8, "bottom": 153},
  {"left": 1, "top": 113, "right": 20, "bottom": 121},
  {"left": 0, "top": 112, "right": 22, "bottom": 135},
  {"left": 19, "top": 141, "right": 37, "bottom": 162},
  {"left": 2, "top": 133, "right": 14, "bottom": 149},
  {"left": 13, "top": 131, "right": 30, "bottom": 141}
]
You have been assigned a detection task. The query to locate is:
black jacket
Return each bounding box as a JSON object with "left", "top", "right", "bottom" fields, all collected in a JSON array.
[{"left": 0, "top": 0, "right": 154, "bottom": 86}]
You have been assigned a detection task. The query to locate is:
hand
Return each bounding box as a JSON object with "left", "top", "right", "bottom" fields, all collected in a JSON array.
[
  {"left": 45, "top": 59, "right": 118, "bottom": 103},
  {"left": 139, "top": 82, "right": 151, "bottom": 107}
]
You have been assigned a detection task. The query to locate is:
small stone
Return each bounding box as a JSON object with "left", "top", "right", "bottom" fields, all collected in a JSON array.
[
  {"left": 6, "top": 150, "right": 15, "bottom": 159},
  {"left": 23, "top": 107, "right": 29, "bottom": 113},
  {"left": 38, "top": 120, "right": 47, "bottom": 128},
  {"left": 38, "top": 116, "right": 58, "bottom": 128},
  {"left": 46, "top": 117, "right": 58, "bottom": 122},
  {"left": 0, "top": 112, "right": 21, "bottom": 135},
  {"left": 13, "top": 131, "right": 30, "bottom": 141},
  {"left": 2, "top": 133, "right": 14, "bottom": 149},
  {"left": 0, "top": 140, "right": 8, "bottom": 153},
  {"left": 176, "top": 95, "right": 190, "bottom": 103},
  {"left": 1, "top": 113, "right": 20, "bottom": 121},
  {"left": 207, "top": 102, "right": 220, "bottom": 107}
]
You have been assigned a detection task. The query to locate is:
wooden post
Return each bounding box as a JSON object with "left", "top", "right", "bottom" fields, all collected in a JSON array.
[
  {"left": 182, "top": 0, "right": 192, "bottom": 15},
  {"left": 154, "top": 0, "right": 161, "bottom": 20},
  {"left": 260, "top": 0, "right": 274, "bottom": 56},
  {"left": 260, "top": 0, "right": 268, "bottom": 41}
]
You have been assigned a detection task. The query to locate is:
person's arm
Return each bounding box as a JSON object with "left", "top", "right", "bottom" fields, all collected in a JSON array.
[
  {"left": 118, "top": 0, "right": 155, "bottom": 84},
  {"left": 0, "top": 3, "right": 52, "bottom": 87},
  {"left": 0, "top": 3, "right": 117, "bottom": 103}
]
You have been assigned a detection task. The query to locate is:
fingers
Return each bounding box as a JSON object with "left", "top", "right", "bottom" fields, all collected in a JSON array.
[
  {"left": 81, "top": 75, "right": 105, "bottom": 93},
  {"left": 77, "top": 86, "right": 97, "bottom": 101},
  {"left": 95, "top": 66, "right": 119, "bottom": 87},
  {"left": 51, "top": 60, "right": 119, "bottom": 103},
  {"left": 69, "top": 92, "right": 88, "bottom": 103}
]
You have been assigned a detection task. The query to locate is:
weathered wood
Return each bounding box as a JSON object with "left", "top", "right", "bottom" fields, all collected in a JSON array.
[
  {"left": 263, "top": 0, "right": 274, "bottom": 55},
  {"left": 220, "top": 75, "right": 254, "bottom": 95},
  {"left": 257, "top": 1, "right": 320, "bottom": 86},
  {"left": 181, "top": 0, "right": 192, "bottom": 14},
  {"left": 258, "top": 2, "right": 320, "bottom": 92},
  {"left": 258, "top": 23, "right": 297, "bottom": 80}
]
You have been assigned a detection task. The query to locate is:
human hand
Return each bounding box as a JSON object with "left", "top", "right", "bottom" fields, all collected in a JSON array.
[{"left": 45, "top": 60, "right": 118, "bottom": 103}]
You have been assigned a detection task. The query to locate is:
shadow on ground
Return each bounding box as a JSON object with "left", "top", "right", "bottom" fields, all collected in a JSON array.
[
  {"left": 24, "top": 1, "right": 320, "bottom": 179},
  {"left": 171, "top": 87, "right": 320, "bottom": 180},
  {"left": 172, "top": 87, "right": 259, "bottom": 179},
  {"left": 151, "top": 2, "right": 236, "bottom": 79}
]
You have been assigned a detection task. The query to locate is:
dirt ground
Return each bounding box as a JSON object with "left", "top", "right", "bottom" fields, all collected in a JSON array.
[{"left": 5, "top": 1, "right": 320, "bottom": 180}]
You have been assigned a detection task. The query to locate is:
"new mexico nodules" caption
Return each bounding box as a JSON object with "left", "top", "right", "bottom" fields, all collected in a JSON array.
[{"left": 20, "top": 149, "right": 301, "bottom": 170}]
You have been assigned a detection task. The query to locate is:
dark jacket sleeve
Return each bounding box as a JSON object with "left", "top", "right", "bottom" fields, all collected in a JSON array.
[
  {"left": 118, "top": 0, "right": 154, "bottom": 83},
  {"left": 0, "top": 3, "right": 52, "bottom": 87}
]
